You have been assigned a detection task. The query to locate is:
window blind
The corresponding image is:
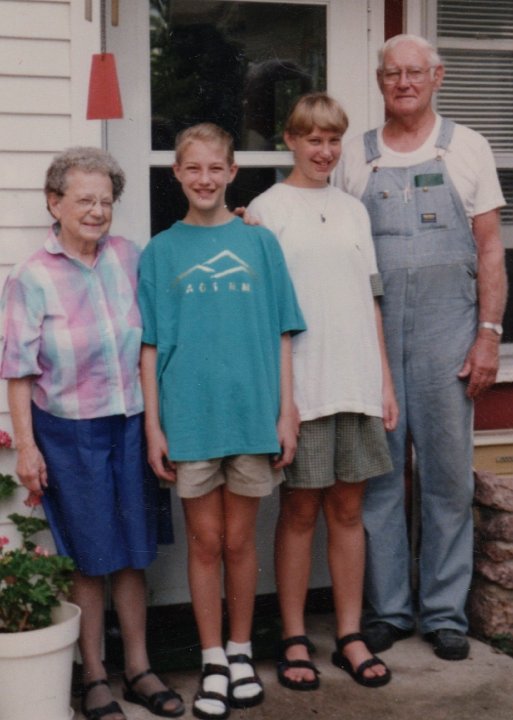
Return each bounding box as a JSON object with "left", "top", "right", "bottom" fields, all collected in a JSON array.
[
  {"left": 436, "top": 49, "right": 513, "bottom": 154},
  {"left": 438, "top": 0, "right": 513, "bottom": 39},
  {"left": 437, "top": 0, "right": 513, "bottom": 228}
]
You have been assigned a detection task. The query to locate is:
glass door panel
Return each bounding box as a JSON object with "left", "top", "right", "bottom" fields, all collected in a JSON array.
[
  {"left": 150, "top": 0, "right": 326, "bottom": 151},
  {"left": 106, "top": 0, "right": 381, "bottom": 247}
]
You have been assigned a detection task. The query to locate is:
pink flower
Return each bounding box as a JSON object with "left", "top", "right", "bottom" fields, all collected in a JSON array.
[
  {"left": 0, "top": 536, "right": 9, "bottom": 547},
  {"left": 0, "top": 431, "right": 12, "bottom": 449},
  {"left": 34, "top": 546, "right": 50, "bottom": 557},
  {"left": 24, "top": 491, "right": 43, "bottom": 508}
]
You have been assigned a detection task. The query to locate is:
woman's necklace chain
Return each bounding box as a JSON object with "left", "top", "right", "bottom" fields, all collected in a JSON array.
[{"left": 297, "top": 186, "right": 331, "bottom": 223}]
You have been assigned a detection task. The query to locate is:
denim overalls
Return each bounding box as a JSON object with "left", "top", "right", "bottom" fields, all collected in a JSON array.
[{"left": 361, "top": 118, "right": 477, "bottom": 634}]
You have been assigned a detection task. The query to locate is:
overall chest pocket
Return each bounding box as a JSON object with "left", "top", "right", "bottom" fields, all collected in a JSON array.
[
  {"left": 365, "top": 169, "right": 460, "bottom": 237},
  {"left": 365, "top": 187, "right": 409, "bottom": 237},
  {"left": 414, "top": 174, "right": 457, "bottom": 232}
]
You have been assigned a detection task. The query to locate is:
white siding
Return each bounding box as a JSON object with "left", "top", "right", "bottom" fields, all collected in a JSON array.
[
  {"left": 0, "top": 0, "right": 101, "bottom": 424},
  {"left": 0, "top": 77, "right": 70, "bottom": 114},
  {"left": 0, "top": 189, "right": 50, "bottom": 227},
  {"left": 0, "top": 1, "right": 70, "bottom": 40},
  {"left": 1, "top": 152, "right": 56, "bottom": 188},
  {"left": 0, "top": 37, "right": 69, "bottom": 76},
  {"left": 0, "top": 115, "right": 72, "bottom": 152}
]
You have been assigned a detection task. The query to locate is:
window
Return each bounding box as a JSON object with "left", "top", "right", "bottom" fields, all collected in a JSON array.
[
  {"left": 106, "top": 0, "right": 383, "bottom": 244},
  {"left": 150, "top": 0, "right": 326, "bottom": 152},
  {"left": 149, "top": 0, "right": 327, "bottom": 233},
  {"left": 435, "top": 0, "right": 513, "bottom": 342}
]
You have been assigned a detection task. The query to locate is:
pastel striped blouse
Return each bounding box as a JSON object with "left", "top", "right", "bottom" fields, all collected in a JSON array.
[{"left": 0, "top": 227, "right": 143, "bottom": 419}]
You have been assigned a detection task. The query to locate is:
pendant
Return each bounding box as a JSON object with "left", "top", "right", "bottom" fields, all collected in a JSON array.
[{"left": 321, "top": 214, "right": 326, "bottom": 223}]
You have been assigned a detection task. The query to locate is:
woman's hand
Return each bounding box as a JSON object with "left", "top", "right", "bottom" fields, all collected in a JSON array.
[{"left": 16, "top": 443, "right": 47, "bottom": 495}]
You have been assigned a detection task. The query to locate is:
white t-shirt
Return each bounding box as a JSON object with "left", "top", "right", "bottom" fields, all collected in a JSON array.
[
  {"left": 248, "top": 183, "right": 383, "bottom": 422},
  {"left": 337, "top": 114, "right": 505, "bottom": 221}
]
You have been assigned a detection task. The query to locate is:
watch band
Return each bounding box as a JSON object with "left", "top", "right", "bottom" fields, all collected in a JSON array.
[{"left": 479, "top": 321, "right": 503, "bottom": 336}]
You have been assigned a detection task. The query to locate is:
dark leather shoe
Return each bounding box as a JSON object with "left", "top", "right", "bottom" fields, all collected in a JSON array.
[
  {"left": 423, "top": 629, "right": 469, "bottom": 660},
  {"left": 363, "top": 621, "right": 414, "bottom": 653}
]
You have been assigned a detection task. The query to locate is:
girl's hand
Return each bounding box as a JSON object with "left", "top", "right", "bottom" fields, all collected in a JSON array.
[
  {"left": 382, "top": 380, "right": 399, "bottom": 432},
  {"left": 147, "top": 428, "right": 177, "bottom": 482},
  {"left": 274, "top": 406, "right": 300, "bottom": 468}
]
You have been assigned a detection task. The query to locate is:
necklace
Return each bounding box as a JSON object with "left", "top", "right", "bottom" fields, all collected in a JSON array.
[{"left": 294, "top": 185, "right": 331, "bottom": 223}]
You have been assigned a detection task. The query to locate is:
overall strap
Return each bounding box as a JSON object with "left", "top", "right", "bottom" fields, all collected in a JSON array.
[
  {"left": 365, "top": 117, "right": 455, "bottom": 162},
  {"left": 364, "top": 129, "right": 381, "bottom": 163},
  {"left": 435, "top": 116, "right": 456, "bottom": 151}
]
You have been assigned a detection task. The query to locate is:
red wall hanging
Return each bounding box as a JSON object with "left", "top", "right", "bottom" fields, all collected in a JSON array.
[{"left": 86, "top": 0, "right": 123, "bottom": 119}]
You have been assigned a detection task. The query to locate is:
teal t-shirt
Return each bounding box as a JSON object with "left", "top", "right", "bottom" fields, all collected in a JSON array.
[{"left": 138, "top": 217, "right": 305, "bottom": 461}]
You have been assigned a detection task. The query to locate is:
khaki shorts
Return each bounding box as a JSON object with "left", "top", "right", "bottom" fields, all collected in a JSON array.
[
  {"left": 284, "top": 413, "right": 392, "bottom": 489},
  {"left": 176, "top": 454, "right": 283, "bottom": 499}
]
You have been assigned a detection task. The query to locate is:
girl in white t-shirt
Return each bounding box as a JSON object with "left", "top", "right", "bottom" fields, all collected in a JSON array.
[{"left": 248, "top": 93, "right": 398, "bottom": 690}]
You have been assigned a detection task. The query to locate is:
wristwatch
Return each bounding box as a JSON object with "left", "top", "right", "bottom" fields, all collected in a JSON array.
[{"left": 479, "top": 321, "right": 503, "bottom": 336}]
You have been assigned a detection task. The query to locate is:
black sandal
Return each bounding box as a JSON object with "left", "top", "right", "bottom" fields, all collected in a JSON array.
[
  {"left": 123, "top": 668, "right": 185, "bottom": 717},
  {"left": 193, "top": 663, "right": 230, "bottom": 720},
  {"left": 277, "top": 635, "right": 320, "bottom": 691},
  {"left": 81, "top": 678, "right": 126, "bottom": 720},
  {"left": 227, "top": 653, "right": 264, "bottom": 708},
  {"left": 331, "top": 632, "right": 391, "bottom": 688}
]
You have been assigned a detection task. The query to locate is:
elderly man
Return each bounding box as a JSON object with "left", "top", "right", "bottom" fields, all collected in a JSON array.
[{"left": 338, "top": 33, "right": 506, "bottom": 660}]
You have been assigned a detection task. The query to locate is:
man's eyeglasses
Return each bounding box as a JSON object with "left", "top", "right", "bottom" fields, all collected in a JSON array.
[{"left": 381, "top": 67, "right": 434, "bottom": 85}]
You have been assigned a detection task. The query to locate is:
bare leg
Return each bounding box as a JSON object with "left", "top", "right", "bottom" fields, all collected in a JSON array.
[
  {"left": 275, "top": 486, "right": 322, "bottom": 684},
  {"left": 183, "top": 489, "right": 229, "bottom": 717},
  {"left": 112, "top": 567, "right": 182, "bottom": 714},
  {"left": 182, "top": 488, "right": 225, "bottom": 650},
  {"left": 71, "top": 572, "right": 125, "bottom": 720},
  {"left": 324, "top": 480, "right": 387, "bottom": 679},
  {"left": 223, "top": 489, "right": 263, "bottom": 702},
  {"left": 223, "top": 488, "right": 260, "bottom": 642},
  {"left": 112, "top": 568, "right": 149, "bottom": 674}
]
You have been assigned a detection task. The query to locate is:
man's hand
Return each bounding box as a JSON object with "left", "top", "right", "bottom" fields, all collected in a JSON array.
[{"left": 458, "top": 333, "right": 500, "bottom": 398}]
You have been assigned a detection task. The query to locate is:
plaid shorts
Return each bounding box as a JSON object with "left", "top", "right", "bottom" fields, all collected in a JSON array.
[{"left": 284, "top": 413, "right": 392, "bottom": 489}]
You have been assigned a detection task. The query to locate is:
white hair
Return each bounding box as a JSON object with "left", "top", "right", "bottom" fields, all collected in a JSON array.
[{"left": 377, "top": 34, "right": 443, "bottom": 70}]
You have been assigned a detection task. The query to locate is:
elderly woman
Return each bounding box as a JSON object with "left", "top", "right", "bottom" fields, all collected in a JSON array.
[{"left": 0, "top": 148, "right": 184, "bottom": 720}]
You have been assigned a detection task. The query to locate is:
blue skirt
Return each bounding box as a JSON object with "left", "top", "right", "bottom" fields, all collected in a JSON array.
[{"left": 33, "top": 405, "right": 159, "bottom": 576}]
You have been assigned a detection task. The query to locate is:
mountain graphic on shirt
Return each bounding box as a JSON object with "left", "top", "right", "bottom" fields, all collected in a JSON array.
[{"left": 176, "top": 250, "right": 255, "bottom": 283}]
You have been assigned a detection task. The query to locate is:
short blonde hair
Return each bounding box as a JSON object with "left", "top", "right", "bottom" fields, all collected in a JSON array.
[
  {"left": 285, "top": 93, "right": 349, "bottom": 137},
  {"left": 174, "top": 123, "right": 235, "bottom": 165}
]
